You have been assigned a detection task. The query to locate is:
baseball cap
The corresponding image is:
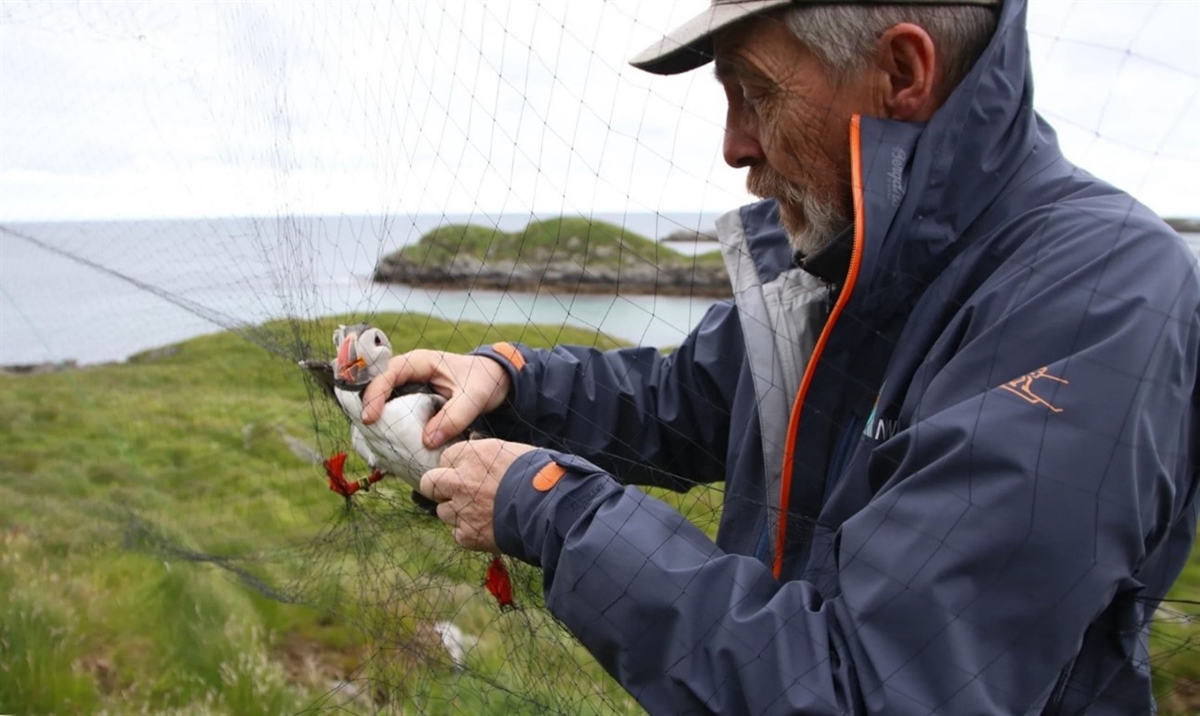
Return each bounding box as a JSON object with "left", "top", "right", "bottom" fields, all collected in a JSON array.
[{"left": 629, "top": 0, "right": 1001, "bottom": 76}]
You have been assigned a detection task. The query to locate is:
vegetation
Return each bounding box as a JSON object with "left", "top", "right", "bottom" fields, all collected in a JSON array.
[
  {"left": 1, "top": 312, "right": 1197, "bottom": 714},
  {"left": 0, "top": 314, "right": 638, "bottom": 715},
  {"left": 373, "top": 216, "right": 731, "bottom": 297},
  {"left": 393, "top": 216, "right": 724, "bottom": 269}
]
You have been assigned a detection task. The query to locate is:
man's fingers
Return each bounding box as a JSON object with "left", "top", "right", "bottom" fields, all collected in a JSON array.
[
  {"left": 436, "top": 501, "right": 456, "bottom": 528},
  {"left": 423, "top": 439, "right": 510, "bottom": 554},
  {"left": 362, "top": 351, "right": 434, "bottom": 424},
  {"left": 361, "top": 360, "right": 410, "bottom": 425},
  {"left": 360, "top": 385, "right": 388, "bottom": 425},
  {"left": 438, "top": 440, "right": 467, "bottom": 468},
  {"left": 423, "top": 394, "right": 479, "bottom": 448},
  {"left": 419, "top": 466, "right": 455, "bottom": 503}
]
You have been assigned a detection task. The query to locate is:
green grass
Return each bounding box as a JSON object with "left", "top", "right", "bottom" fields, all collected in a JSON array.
[
  {"left": 1, "top": 312, "right": 1197, "bottom": 714},
  {"left": 0, "top": 313, "right": 631, "bottom": 715}
]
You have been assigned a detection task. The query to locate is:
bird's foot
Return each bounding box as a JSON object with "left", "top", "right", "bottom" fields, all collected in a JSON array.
[
  {"left": 323, "top": 455, "right": 387, "bottom": 499},
  {"left": 354, "top": 469, "right": 386, "bottom": 493},
  {"left": 323, "top": 453, "right": 354, "bottom": 497}
]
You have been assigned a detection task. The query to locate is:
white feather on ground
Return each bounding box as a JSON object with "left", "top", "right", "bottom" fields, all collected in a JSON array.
[{"left": 433, "top": 621, "right": 479, "bottom": 671}]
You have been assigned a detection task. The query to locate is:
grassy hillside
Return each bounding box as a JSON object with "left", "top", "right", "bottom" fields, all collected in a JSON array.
[
  {"left": 0, "top": 314, "right": 636, "bottom": 715},
  {"left": 1, "top": 313, "right": 1197, "bottom": 714}
]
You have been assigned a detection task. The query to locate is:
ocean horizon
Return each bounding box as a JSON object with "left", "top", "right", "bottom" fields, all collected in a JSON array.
[
  {"left": 2, "top": 212, "right": 1197, "bottom": 368},
  {"left": 0, "top": 211, "right": 727, "bottom": 367}
]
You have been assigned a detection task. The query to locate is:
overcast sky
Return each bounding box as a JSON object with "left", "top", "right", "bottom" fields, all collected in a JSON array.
[{"left": 0, "top": 0, "right": 1197, "bottom": 222}]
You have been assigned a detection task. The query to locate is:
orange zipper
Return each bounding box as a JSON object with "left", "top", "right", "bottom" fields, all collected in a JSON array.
[{"left": 773, "top": 114, "right": 867, "bottom": 579}]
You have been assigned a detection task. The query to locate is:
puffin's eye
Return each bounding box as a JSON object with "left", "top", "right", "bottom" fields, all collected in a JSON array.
[{"left": 374, "top": 334, "right": 383, "bottom": 346}]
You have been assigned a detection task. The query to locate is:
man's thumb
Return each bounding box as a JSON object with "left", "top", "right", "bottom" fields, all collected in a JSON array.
[
  {"left": 424, "top": 397, "right": 467, "bottom": 448},
  {"left": 361, "top": 385, "right": 387, "bottom": 425}
]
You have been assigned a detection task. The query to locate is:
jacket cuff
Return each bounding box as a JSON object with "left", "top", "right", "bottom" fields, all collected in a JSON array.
[
  {"left": 494, "top": 448, "right": 623, "bottom": 571},
  {"left": 470, "top": 341, "right": 537, "bottom": 428}
]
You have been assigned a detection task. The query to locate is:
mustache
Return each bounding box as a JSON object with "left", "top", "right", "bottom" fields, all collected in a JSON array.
[
  {"left": 745, "top": 164, "right": 850, "bottom": 255},
  {"left": 746, "top": 165, "right": 805, "bottom": 205}
]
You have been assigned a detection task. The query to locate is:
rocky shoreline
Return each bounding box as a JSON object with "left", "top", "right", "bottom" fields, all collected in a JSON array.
[
  {"left": 0, "top": 359, "right": 79, "bottom": 375},
  {"left": 660, "top": 228, "right": 719, "bottom": 243},
  {"left": 1167, "top": 217, "right": 1200, "bottom": 233}
]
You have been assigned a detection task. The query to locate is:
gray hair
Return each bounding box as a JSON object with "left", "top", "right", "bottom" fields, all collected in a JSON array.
[{"left": 780, "top": 4, "right": 997, "bottom": 93}]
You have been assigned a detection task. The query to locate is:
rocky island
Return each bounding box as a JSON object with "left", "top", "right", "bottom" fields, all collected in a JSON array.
[
  {"left": 1166, "top": 217, "right": 1200, "bottom": 234},
  {"left": 373, "top": 216, "right": 731, "bottom": 297}
]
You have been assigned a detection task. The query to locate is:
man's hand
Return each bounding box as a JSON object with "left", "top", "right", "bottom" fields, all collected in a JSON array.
[
  {"left": 361, "top": 350, "right": 511, "bottom": 448},
  {"left": 420, "top": 439, "right": 536, "bottom": 552}
]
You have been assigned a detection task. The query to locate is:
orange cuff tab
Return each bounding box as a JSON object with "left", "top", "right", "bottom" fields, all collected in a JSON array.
[
  {"left": 531, "top": 462, "right": 568, "bottom": 492},
  {"left": 490, "top": 341, "right": 526, "bottom": 371}
]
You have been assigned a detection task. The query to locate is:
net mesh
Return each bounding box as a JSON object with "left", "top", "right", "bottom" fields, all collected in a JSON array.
[{"left": 1, "top": 1, "right": 1198, "bottom": 714}]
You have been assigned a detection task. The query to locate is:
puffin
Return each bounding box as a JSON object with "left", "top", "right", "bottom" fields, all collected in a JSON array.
[
  {"left": 302, "top": 323, "right": 443, "bottom": 511},
  {"left": 301, "top": 323, "right": 516, "bottom": 607}
]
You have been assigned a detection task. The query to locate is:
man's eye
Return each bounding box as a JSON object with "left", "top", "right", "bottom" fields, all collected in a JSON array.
[{"left": 741, "top": 83, "right": 770, "bottom": 109}]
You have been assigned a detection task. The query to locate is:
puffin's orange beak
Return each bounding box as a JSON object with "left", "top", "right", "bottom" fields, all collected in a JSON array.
[{"left": 336, "top": 335, "right": 366, "bottom": 383}]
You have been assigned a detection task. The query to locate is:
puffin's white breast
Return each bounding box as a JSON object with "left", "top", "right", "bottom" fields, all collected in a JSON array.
[{"left": 333, "top": 388, "right": 444, "bottom": 488}]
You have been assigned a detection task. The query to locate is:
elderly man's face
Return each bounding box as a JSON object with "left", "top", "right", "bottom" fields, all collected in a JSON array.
[{"left": 714, "top": 16, "right": 877, "bottom": 255}]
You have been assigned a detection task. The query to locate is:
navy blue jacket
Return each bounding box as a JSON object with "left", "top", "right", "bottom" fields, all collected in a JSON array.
[{"left": 475, "top": 0, "right": 1200, "bottom": 712}]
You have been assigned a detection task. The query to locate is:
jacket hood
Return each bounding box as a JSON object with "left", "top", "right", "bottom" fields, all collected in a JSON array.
[{"left": 853, "top": 0, "right": 1056, "bottom": 303}]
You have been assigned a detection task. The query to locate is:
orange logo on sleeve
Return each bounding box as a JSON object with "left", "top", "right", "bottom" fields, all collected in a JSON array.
[
  {"left": 999, "top": 366, "right": 1068, "bottom": 413},
  {"left": 532, "top": 463, "right": 568, "bottom": 492},
  {"left": 491, "top": 342, "right": 527, "bottom": 371}
]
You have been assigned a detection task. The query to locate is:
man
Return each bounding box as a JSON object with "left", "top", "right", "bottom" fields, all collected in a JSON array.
[{"left": 364, "top": 0, "right": 1200, "bottom": 713}]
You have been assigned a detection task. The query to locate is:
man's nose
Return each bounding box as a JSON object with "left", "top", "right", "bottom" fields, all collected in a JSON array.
[{"left": 723, "top": 116, "right": 764, "bottom": 169}]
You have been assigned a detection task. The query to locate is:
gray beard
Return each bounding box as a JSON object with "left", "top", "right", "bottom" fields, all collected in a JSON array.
[
  {"left": 784, "top": 189, "right": 850, "bottom": 257},
  {"left": 746, "top": 166, "right": 850, "bottom": 256}
]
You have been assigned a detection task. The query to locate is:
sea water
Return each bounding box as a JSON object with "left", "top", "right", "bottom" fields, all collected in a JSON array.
[
  {"left": 1, "top": 214, "right": 1196, "bottom": 367},
  {"left": 0, "top": 212, "right": 724, "bottom": 366}
]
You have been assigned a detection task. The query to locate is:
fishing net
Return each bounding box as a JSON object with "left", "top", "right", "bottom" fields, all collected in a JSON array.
[{"left": 1, "top": 1, "right": 1198, "bottom": 714}]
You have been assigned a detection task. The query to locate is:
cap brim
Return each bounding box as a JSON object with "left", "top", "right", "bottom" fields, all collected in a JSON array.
[{"left": 629, "top": 0, "right": 794, "bottom": 75}]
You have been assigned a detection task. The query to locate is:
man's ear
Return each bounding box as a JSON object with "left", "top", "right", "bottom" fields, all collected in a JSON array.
[{"left": 876, "top": 23, "right": 940, "bottom": 122}]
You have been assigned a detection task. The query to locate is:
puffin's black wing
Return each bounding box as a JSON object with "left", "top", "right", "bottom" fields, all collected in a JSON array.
[
  {"left": 389, "top": 382, "right": 438, "bottom": 401},
  {"left": 299, "top": 360, "right": 338, "bottom": 402}
]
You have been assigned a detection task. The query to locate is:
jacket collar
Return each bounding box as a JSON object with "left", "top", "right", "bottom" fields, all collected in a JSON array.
[{"left": 797, "top": 226, "right": 854, "bottom": 289}]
